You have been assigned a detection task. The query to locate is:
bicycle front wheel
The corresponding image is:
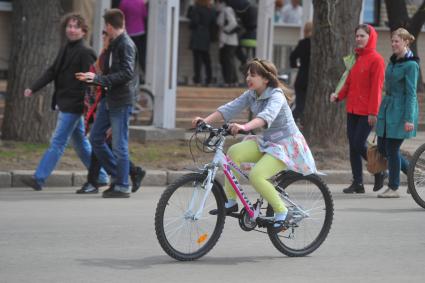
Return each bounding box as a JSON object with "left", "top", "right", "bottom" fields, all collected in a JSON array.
[
  {"left": 407, "top": 143, "right": 425, "bottom": 209},
  {"left": 267, "top": 174, "right": 334, "bottom": 257},
  {"left": 155, "top": 173, "right": 226, "bottom": 261}
]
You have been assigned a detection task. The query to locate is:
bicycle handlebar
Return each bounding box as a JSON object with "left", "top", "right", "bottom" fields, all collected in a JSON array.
[{"left": 196, "top": 121, "right": 250, "bottom": 136}]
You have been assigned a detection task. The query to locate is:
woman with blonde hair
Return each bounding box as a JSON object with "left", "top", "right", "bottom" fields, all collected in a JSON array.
[{"left": 375, "top": 28, "right": 419, "bottom": 198}]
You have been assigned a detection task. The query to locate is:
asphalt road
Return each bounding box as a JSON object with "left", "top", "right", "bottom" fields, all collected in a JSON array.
[{"left": 0, "top": 185, "right": 424, "bottom": 283}]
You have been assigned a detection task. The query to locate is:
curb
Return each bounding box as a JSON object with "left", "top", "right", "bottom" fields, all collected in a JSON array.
[{"left": 0, "top": 169, "right": 407, "bottom": 188}]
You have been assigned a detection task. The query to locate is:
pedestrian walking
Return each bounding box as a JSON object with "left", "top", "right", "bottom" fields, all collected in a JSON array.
[
  {"left": 22, "top": 13, "right": 109, "bottom": 191},
  {"left": 76, "top": 29, "right": 145, "bottom": 195},
  {"left": 330, "top": 24, "right": 385, "bottom": 194},
  {"left": 375, "top": 28, "right": 419, "bottom": 198},
  {"left": 76, "top": 9, "right": 138, "bottom": 198}
]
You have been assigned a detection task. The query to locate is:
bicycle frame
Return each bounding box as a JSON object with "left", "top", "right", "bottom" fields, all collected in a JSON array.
[{"left": 192, "top": 135, "right": 262, "bottom": 220}]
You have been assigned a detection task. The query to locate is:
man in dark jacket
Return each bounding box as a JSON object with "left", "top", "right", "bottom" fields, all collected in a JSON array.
[
  {"left": 290, "top": 21, "right": 312, "bottom": 124},
  {"left": 76, "top": 9, "right": 138, "bottom": 198},
  {"left": 22, "top": 13, "right": 109, "bottom": 191}
]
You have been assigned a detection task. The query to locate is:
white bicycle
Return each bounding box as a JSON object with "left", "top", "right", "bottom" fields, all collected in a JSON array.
[{"left": 155, "top": 122, "right": 334, "bottom": 261}]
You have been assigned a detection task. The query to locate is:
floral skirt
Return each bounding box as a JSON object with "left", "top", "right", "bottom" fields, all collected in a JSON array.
[{"left": 244, "top": 131, "right": 317, "bottom": 176}]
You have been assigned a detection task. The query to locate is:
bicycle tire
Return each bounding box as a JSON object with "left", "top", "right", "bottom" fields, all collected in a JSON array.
[
  {"left": 267, "top": 173, "right": 334, "bottom": 257},
  {"left": 407, "top": 143, "right": 425, "bottom": 209},
  {"left": 132, "top": 87, "right": 154, "bottom": 125},
  {"left": 155, "top": 173, "right": 226, "bottom": 261}
]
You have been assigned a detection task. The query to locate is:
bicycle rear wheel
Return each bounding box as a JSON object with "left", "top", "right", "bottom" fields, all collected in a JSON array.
[
  {"left": 131, "top": 87, "right": 154, "bottom": 125},
  {"left": 155, "top": 173, "right": 226, "bottom": 261},
  {"left": 407, "top": 143, "right": 425, "bottom": 209},
  {"left": 267, "top": 173, "right": 334, "bottom": 257}
]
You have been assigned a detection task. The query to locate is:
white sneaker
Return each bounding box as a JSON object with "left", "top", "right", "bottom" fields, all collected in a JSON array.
[{"left": 377, "top": 188, "right": 400, "bottom": 198}]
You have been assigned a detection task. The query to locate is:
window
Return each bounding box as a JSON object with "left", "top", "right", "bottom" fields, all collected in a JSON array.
[{"left": 362, "top": 0, "right": 380, "bottom": 26}]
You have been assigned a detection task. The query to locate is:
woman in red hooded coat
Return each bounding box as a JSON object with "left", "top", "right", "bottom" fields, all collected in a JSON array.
[{"left": 331, "top": 24, "right": 385, "bottom": 194}]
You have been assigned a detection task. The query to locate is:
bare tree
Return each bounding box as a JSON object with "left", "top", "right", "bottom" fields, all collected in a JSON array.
[
  {"left": 385, "top": 0, "right": 425, "bottom": 49},
  {"left": 385, "top": 0, "right": 425, "bottom": 90},
  {"left": 303, "top": 0, "right": 363, "bottom": 147},
  {"left": 1, "top": 0, "right": 65, "bottom": 142}
]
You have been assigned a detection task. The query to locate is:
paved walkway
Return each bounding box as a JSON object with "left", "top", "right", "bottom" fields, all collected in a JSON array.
[{"left": 0, "top": 185, "right": 424, "bottom": 283}]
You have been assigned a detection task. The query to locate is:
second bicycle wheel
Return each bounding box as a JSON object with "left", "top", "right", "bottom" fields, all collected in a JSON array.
[
  {"left": 131, "top": 87, "right": 154, "bottom": 125},
  {"left": 155, "top": 173, "right": 226, "bottom": 261},
  {"left": 267, "top": 173, "right": 334, "bottom": 257},
  {"left": 407, "top": 143, "right": 425, "bottom": 209}
]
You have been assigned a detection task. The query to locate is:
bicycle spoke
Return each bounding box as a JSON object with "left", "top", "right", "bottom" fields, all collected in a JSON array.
[
  {"left": 156, "top": 173, "right": 225, "bottom": 259},
  {"left": 268, "top": 176, "right": 333, "bottom": 256}
]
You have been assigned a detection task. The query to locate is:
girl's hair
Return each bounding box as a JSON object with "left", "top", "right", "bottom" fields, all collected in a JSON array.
[
  {"left": 355, "top": 24, "right": 370, "bottom": 35},
  {"left": 245, "top": 58, "right": 293, "bottom": 101},
  {"left": 392, "top": 28, "right": 415, "bottom": 46}
]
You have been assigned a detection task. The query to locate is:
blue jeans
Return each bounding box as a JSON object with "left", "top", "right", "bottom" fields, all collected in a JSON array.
[
  {"left": 89, "top": 99, "right": 132, "bottom": 192},
  {"left": 377, "top": 137, "right": 409, "bottom": 190},
  {"left": 34, "top": 112, "right": 109, "bottom": 184},
  {"left": 347, "top": 113, "right": 372, "bottom": 184}
]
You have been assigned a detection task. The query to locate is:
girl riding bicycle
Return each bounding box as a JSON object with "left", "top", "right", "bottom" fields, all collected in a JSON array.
[{"left": 192, "top": 58, "right": 317, "bottom": 229}]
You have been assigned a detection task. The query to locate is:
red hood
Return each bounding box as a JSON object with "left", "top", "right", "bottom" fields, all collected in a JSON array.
[{"left": 355, "top": 24, "right": 378, "bottom": 56}]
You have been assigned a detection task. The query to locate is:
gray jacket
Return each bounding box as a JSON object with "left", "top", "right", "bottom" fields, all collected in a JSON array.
[{"left": 217, "top": 87, "right": 298, "bottom": 142}]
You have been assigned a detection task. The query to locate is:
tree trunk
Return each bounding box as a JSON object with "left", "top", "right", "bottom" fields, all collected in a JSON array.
[
  {"left": 385, "top": 0, "right": 425, "bottom": 91},
  {"left": 1, "top": 0, "right": 64, "bottom": 142},
  {"left": 303, "top": 0, "right": 362, "bottom": 147}
]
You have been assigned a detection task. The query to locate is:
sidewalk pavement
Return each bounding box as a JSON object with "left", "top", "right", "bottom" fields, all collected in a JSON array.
[{"left": 1, "top": 132, "right": 422, "bottom": 189}]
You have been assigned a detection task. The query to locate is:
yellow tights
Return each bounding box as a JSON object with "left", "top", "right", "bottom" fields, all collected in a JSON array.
[{"left": 225, "top": 140, "right": 287, "bottom": 213}]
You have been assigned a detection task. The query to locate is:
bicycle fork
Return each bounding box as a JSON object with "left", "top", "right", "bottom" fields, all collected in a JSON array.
[{"left": 185, "top": 168, "right": 218, "bottom": 220}]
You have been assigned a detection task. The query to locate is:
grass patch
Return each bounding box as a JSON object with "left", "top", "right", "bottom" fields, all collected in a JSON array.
[{"left": 0, "top": 137, "right": 352, "bottom": 171}]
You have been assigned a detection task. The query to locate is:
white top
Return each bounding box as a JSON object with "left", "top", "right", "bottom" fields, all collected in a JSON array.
[
  {"left": 216, "top": 5, "right": 239, "bottom": 47},
  {"left": 281, "top": 4, "right": 303, "bottom": 25}
]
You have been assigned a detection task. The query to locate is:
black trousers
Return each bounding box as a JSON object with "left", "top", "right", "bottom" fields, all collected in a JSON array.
[
  {"left": 88, "top": 141, "right": 136, "bottom": 186},
  {"left": 219, "top": 45, "right": 237, "bottom": 84},
  {"left": 292, "top": 87, "right": 307, "bottom": 120},
  {"left": 235, "top": 46, "right": 255, "bottom": 66},
  {"left": 192, "top": 50, "right": 212, "bottom": 84},
  {"left": 130, "top": 34, "right": 147, "bottom": 73},
  {"left": 346, "top": 113, "right": 372, "bottom": 184}
]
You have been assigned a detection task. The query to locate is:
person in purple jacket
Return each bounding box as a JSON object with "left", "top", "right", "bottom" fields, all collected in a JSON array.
[{"left": 119, "top": 0, "right": 148, "bottom": 76}]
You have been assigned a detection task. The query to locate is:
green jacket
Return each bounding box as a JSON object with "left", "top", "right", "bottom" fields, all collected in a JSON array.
[{"left": 376, "top": 54, "right": 419, "bottom": 139}]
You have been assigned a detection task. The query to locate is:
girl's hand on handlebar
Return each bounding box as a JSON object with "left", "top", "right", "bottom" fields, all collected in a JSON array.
[
  {"left": 229, "top": 123, "right": 246, "bottom": 136},
  {"left": 192, "top": 117, "right": 204, "bottom": 128}
]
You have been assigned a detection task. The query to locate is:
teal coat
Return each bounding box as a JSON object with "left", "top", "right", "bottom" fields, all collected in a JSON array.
[{"left": 376, "top": 54, "right": 419, "bottom": 139}]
